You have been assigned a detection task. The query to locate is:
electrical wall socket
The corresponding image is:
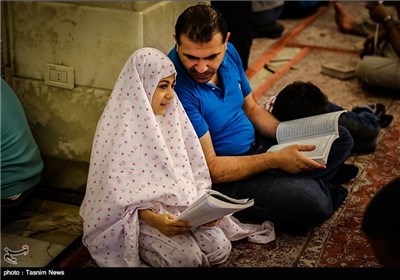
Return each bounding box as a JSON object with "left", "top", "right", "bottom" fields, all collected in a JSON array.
[{"left": 44, "top": 63, "right": 74, "bottom": 89}]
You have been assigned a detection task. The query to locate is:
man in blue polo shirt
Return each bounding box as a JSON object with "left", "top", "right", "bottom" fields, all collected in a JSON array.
[{"left": 168, "top": 4, "right": 355, "bottom": 235}]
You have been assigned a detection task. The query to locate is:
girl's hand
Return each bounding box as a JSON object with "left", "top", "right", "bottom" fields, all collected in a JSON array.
[
  {"left": 151, "top": 213, "right": 192, "bottom": 236},
  {"left": 139, "top": 210, "right": 191, "bottom": 236}
]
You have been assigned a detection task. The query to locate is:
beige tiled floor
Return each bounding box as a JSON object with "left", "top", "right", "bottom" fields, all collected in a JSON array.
[{"left": 1, "top": 198, "right": 82, "bottom": 267}]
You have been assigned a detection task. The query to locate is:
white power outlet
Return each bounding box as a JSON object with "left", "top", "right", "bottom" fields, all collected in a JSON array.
[{"left": 44, "top": 63, "right": 74, "bottom": 89}]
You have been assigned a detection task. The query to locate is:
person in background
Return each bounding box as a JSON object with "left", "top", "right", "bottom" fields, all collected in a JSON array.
[
  {"left": 250, "top": 1, "right": 285, "bottom": 39},
  {"left": 266, "top": 81, "right": 393, "bottom": 154},
  {"left": 334, "top": 1, "right": 400, "bottom": 37},
  {"left": 357, "top": 2, "right": 400, "bottom": 91},
  {"left": 1, "top": 78, "right": 44, "bottom": 225},
  {"left": 280, "top": 1, "right": 323, "bottom": 19},
  {"left": 79, "top": 47, "right": 274, "bottom": 267},
  {"left": 168, "top": 3, "right": 356, "bottom": 236},
  {"left": 211, "top": 1, "right": 285, "bottom": 71},
  {"left": 361, "top": 176, "right": 400, "bottom": 268},
  {"left": 335, "top": 2, "right": 400, "bottom": 91},
  {"left": 211, "top": 1, "right": 252, "bottom": 70},
  {"left": 334, "top": 2, "right": 377, "bottom": 37}
]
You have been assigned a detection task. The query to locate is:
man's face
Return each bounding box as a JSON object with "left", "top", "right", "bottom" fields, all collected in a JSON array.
[{"left": 175, "top": 32, "right": 228, "bottom": 84}]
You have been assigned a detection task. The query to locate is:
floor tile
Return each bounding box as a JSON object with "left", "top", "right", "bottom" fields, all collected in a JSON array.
[{"left": 1, "top": 198, "right": 82, "bottom": 267}]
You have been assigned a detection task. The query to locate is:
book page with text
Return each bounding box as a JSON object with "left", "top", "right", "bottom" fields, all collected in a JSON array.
[{"left": 276, "top": 110, "right": 346, "bottom": 143}]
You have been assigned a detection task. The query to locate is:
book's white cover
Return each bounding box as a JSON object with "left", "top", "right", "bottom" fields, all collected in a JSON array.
[{"left": 177, "top": 190, "right": 254, "bottom": 228}]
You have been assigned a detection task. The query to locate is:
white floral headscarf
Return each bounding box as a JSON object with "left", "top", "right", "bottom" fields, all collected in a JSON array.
[{"left": 79, "top": 47, "right": 211, "bottom": 267}]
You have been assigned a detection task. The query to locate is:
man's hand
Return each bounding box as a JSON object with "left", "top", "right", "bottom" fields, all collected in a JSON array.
[
  {"left": 272, "top": 144, "right": 326, "bottom": 173},
  {"left": 363, "top": 35, "right": 376, "bottom": 57}
]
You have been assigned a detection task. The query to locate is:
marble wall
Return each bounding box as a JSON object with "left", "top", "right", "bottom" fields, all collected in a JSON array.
[{"left": 2, "top": 1, "right": 197, "bottom": 192}]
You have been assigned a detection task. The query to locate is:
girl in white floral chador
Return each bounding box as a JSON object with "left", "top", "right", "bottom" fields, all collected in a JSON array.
[{"left": 80, "top": 48, "right": 274, "bottom": 267}]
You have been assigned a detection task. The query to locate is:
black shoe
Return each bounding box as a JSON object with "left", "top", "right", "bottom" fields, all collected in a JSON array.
[
  {"left": 330, "top": 164, "right": 359, "bottom": 185},
  {"left": 330, "top": 185, "right": 349, "bottom": 211},
  {"left": 1, "top": 187, "right": 36, "bottom": 226},
  {"left": 379, "top": 114, "right": 393, "bottom": 128}
]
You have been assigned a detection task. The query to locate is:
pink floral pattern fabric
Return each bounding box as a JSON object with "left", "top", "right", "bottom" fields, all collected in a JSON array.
[{"left": 79, "top": 47, "right": 275, "bottom": 267}]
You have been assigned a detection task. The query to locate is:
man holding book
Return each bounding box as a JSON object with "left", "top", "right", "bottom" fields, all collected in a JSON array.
[
  {"left": 266, "top": 81, "right": 392, "bottom": 154},
  {"left": 168, "top": 3, "right": 356, "bottom": 235}
]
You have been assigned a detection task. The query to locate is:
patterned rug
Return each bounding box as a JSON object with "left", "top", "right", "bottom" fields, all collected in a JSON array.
[
  {"left": 64, "top": 2, "right": 400, "bottom": 270},
  {"left": 219, "top": 1, "right": 400, "bottom": 268}
]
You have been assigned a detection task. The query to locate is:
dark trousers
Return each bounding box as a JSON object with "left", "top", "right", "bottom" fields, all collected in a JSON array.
[
  {"left": 213, "top": 126, "right": 354, "bottom": 235},
  {"left": 1, "top": 186, "right": 37, "bottom": 226}
]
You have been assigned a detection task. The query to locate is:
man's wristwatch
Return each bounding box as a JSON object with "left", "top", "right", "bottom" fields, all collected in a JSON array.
[{"left": 383, "top": 15, "right": 393, "bottom": 22}]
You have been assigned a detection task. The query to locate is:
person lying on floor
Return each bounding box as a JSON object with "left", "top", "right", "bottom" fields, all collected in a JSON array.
[
  {"left": 79, "top": 47, "right": 274, "bottom": 267},
  {"left": 264, "top": 81, "right": 393, "bottom": 154}
]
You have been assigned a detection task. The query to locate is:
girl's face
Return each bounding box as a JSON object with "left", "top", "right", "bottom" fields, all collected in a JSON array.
[{"left": 151, "top": 74, "right": 176, "bottom": 115}]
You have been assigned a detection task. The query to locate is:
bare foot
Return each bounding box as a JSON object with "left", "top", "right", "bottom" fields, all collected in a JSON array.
[{"left": 334, "top": 2, "right": 357, "bottom": 34}]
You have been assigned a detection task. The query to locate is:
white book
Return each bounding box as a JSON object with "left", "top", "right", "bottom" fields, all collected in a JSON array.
[
  {"left": 320, "top": 63, "right": 356, "bottom": 80},
  {"left": 177, "top": 190, "right": 254, "bottom": 228},
  {"left": 267, "top": 110, "right": 346, "bottom": 164}
]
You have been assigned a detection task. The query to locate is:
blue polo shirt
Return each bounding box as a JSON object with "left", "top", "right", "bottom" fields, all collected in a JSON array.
[{"left": 168, "top": 43, "right": 254, "bottom": 156}]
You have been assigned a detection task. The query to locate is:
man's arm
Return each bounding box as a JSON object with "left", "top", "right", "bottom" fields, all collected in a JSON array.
[
  {"left": 382, "top": 18, "right": 400, "bottom": 58},
  {"left": 200, "top": 132, "right": 325, "bottom": 183},
  {"left": 367, "top": 2, "right": 400, "bottom": 57},
  {"left": 200, "top": 131, "right": 275, "bottom": 182},
  {"left": 196, "top": 90, "right": 324, "bottom": 183},
  {"left": 242, "top": 92, "right": 280, "bottom": 139}
]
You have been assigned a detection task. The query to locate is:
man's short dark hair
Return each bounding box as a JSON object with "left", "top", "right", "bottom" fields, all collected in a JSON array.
[
  {"left": 175, "top": 3, "right": 228, "bottom": 45},
  {"left": 271, "top": 81, "right": 329, "bottom": 121}
]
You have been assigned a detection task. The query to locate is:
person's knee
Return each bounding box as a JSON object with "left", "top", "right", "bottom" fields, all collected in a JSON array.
[
  {"left": 207, "top": 235, "right": 232, "bottom": 265},
  {"left": 273, "top": 188, "right": 333, "bottom": 235},
  {"left": 170, "top": 237, "right": 230, "bottom": 266},
  {"left": 304, "top": 191, "right": 334, "bottom": 223},
  {"left": 355, "top": 57, "right": 389, "bottom": 88},
  {"left": 277, "top": 178, "right": 334, "bottom": 223},
  {"left": 164, "top": 248, "right": 205, "bottom": 267},
  {"left": 355, "top": 60, "right": 368, "bottom": 82},
  {"left": 296, "top": 179, "right": 337, "bottom": 222}
]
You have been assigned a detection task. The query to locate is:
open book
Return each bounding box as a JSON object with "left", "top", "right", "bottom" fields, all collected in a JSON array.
[
  {"left": 177, "top": 190, "right": 254, "bottom": 228},
  {"left": 267, "top": 110, "right": 346, "bottom": 164}
]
